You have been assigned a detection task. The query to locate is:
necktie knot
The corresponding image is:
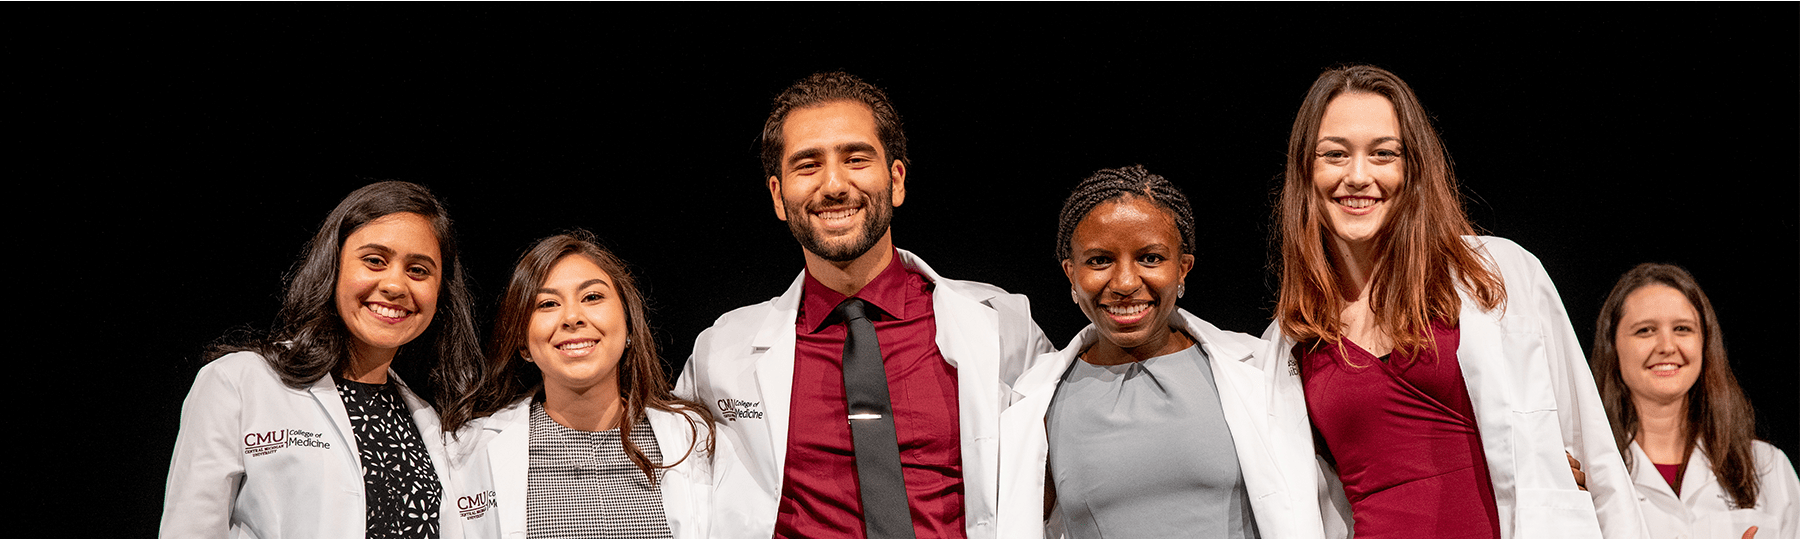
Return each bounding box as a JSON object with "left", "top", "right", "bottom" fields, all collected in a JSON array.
[{"left": 834, "top": 297, "right": 876, "bottom": 325}]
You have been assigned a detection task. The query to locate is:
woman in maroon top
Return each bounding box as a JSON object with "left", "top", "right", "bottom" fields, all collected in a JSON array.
[{"left": 1265, "top": 65, "right": 1638, "bottom": 539}]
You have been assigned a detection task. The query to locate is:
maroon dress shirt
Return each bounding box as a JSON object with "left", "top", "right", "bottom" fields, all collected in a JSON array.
[{"left": 773, "top": 251, "right": 967, "bottom": 539}]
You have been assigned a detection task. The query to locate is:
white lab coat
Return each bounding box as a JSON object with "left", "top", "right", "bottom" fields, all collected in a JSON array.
[
  {"left": 1630, "top": 440, "right": 1800, "bottom": 539},
  {"left": 160, "top": 351, "right": 464, "bottom": 539},
  {"left": 444, "top": 397, "right": 714, "bottom": 539},
  {"left": 996, "top": 308, "right": 1327, "bottom": 539},
  {"left": 1256, "top": 236, "right": 1650, "bottom": 539},
  {"left": 674, "top": 249, "right": 1055, "bottom": 539}
]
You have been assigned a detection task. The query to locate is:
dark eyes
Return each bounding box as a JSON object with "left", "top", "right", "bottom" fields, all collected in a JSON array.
[
  {"left": 1316, "top": 148, "right": 1402, "bottom": 163},
  {"left": 537, "top": 292, "right": 604, "bottom": 310},
  {"left": 360, "top": 255, "right": 432, "bottom": 279},
  {"left": 1084, "top": 254, "right": 1166, "bottom": 267}
]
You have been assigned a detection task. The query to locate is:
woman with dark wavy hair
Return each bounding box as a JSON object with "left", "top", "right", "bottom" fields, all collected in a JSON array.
[
  {"left": 162, "top": 181, "right": 486, "bottom": 538},
  {"left": 447, "top": 230, "right": 714, "bottom": 539},
  {"left": 1590, "top": 263, "right": 1797, "bottom": 539},
  {"left": 1256, "top": 65, "right": 1645, "bottom": 539}
]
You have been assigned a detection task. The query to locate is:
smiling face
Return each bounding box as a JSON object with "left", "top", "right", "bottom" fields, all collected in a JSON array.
[
  {"left": 768, "top": 100, "right": 907, "bottom": 264},
  {"left": 335, "top": 212, "right": 441, "bottom": 366},
  {"left": 1615, "top": 284, "right": 1704, "bottom": 407},
  {"left": 1313, "top": 92, "right": 1405, "bottom": 251},
  {"left": 1063, "top": 196, "right": 1195, "bottom": 363},
  {"left": 525, "top": 254, "right": 630, "bottom": 396}
]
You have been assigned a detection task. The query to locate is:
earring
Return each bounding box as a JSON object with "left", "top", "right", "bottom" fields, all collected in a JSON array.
[
  {"left": 1178, "top": 284, "right": 1185, "bottom": 298},
  {"left": 626, "top": 337, "right": 632, "bottom": 347},
  {"left": 522, "top": 354, "right": 533, "bottom": 363},
  {"left": 1070, "top": 288, "right": 1080, "bottom": 303}
]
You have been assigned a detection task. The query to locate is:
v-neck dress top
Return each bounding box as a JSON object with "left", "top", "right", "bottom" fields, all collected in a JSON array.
[
  {"left": 334, "top": 375, "right": 443, "bottom": 539},
  {"left": 1300, "top": 321, "right": 1501, "bottom": 539},
  {"left": 1046, "top": 344, "right": 1260, "bottom": 539},
  {"left": 525, "top": 401, "right": 673, "bottom": 539}
]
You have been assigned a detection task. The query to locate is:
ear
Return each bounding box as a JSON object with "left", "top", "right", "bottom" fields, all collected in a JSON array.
[
  {"left": 1179, "top": 253, "right": 1195, "bottom": 281},
  {"left": 889, "top": 160, "right": 907, "bottom": 208},
  {"left": 1061, "top": 258, "right": 1077, "bottom": 286},
  {"left": 768, "top": 175, "right": 787, "bottom": 221}
]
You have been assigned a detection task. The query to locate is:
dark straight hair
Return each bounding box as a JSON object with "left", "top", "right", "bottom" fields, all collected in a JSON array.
[
  {"left": 209, "top": 180, "right": 487, "bottom": 432},
  {"left": 1590, "top": 262, "right": 1760, "bottom": 508}
]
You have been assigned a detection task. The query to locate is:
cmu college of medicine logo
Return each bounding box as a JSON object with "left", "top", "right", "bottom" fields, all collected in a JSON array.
[
  {"left": 243, "top": 428, "right": 332, "bottom": 457},
  {"left": 717, "top": 398, "right": 764, "bottom": 422}
]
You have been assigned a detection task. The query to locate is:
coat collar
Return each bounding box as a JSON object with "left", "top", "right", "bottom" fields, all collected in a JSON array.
[{"left": 1013, "top": 308, "right": 1255, "bottom": 401}]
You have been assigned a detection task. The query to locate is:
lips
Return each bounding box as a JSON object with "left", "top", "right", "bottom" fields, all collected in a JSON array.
[
  {"left": 1647, "top": 362, "right": 1685, "bottom": 376},
  {"left": 364, "top": 302, "right": 413, "bottom": 323},
  {"left": 1101, "top": 301, "right": 1153, "bottom": 325},
  {"left": 554, "top": 338, "right": 598, "bottom": 357},
  {"left": 1334, "top": 196, "right": 1383, "bottom": 213},
  {"left": 812, "top": 203, "right": 863, "bottom": 228}
]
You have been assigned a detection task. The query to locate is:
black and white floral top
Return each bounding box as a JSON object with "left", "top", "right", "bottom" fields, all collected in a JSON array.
[{"left": 335, "top": 375, "right": 442, "bottom": 539}]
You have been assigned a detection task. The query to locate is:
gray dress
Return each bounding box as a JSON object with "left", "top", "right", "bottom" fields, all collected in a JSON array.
[{"left": 1046, "top": 344, "right": 1260, "bottom": 539}]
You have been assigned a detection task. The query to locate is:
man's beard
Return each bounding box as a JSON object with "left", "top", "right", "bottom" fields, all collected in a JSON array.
[{"left": 786, "top": 184, "right": 894, "bottom": 262}]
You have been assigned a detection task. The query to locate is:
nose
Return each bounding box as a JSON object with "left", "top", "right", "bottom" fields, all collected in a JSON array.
[
  {"left": 1108, "top": 264, "right": 1141, "bottom": 297},
  {"left": 1655, "top": 330, "right": 1678, "bottom": 355},
  {"left": 820, "top": 160, "right": 853, "bottom": 199},
  {"left": 1344, "top": 157, "right": 1374, "bottom": 191},
  {"left": 378, "top": 273, "right": 407, "bottom": 300},
  {"left": 561, "top": 305, "right": 588, "bottom": 328}
]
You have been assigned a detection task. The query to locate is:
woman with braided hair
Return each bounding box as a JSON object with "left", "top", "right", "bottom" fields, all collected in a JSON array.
[
  {"left": 997, "top": 165, "right": 1318, "bottom": 539},
  {"left": 1256, "top": 64, "right": 1647, "bottom": 538}
]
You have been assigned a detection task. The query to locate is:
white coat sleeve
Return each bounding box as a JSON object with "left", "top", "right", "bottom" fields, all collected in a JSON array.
[
  {"left": 1765, "top": 445, "right": 1800, "bottom": 539},
  {"left": 160, "top": 363, "right": 245, "bottom": 538},
  {"left": 1509, "top": 246, "right": 1649, "bottom": 539}
]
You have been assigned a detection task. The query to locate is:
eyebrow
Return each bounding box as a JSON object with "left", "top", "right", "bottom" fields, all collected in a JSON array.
[
  {"left": 1317, "top": 136, "right": 1402, "bottom": 146},
  {"left": 783, "top": 141, "right": 881, "bottom": 170},
  {"left": 354, "top": 243, "right": 439, "bottom": 269},
  {"left": 536, "top": 278, "right": 611, "bottom": 296}
]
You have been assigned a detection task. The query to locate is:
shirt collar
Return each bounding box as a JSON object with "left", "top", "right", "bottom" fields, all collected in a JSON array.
[{"left": 800, "top": 248, "right": 913, "bottom": 332}]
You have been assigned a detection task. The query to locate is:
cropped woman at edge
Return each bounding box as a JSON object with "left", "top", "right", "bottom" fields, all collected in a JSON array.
[
  {"left": 1590, "top": 263, "right": 1797, "bottom": 539},
  {"left": 162, "top": 180, "right": 486, "bottom": 538},
  {"left": 996, "top": 165, "right": 1317, "bottom": 539},
  {"left": 1255, "top": 65, "right": 1647, "bottom": 538},
  {"left": 446, "top": 230, "right": 714, "bottom": 539}
]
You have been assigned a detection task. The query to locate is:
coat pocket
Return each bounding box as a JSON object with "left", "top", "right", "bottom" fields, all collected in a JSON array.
[{"left": 1513, "top": 487, "right": 1603, "bottom": 538}]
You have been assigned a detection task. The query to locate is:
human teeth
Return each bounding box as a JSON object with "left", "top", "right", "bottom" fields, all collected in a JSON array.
[
  {"left": 558, "top": 341, "right": 596, "bottom": 350},
  {"left": 818, "top": 208, "right": 857, "bottom": 220},
  {"left": 1106, "top": 304, "right": 1149, "bottom": 316},
  {"left": 1650, "top": 364, "right": 1679, "bottom": 371},
  {"left": 1341, "top": 198, "right": 1377, "bottom": 208},
  {"left": 369, "top": 304, "right": 408, "bottom": 318}
]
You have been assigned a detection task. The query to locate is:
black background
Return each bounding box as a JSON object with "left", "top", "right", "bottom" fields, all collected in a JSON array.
[{"left": 11, "top": 4, "right": 1795, "bottom": 535}]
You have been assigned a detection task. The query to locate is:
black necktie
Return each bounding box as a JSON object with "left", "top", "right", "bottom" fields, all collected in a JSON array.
[{"left": 832, "top": 298, "right": 915, "bottom": 539}]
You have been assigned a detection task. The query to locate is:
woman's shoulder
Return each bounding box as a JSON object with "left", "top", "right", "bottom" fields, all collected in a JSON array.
[
  {"left": 1753, "top": 440, "right": 1798, "bottom": 474},
  {"left": 194, "top": 350, "right": 283, "bottom": 385}
]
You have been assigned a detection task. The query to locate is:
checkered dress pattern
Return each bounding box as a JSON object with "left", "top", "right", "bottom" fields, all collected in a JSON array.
[
  {"left": 526, "top": 401, "right": 673, "bottom": 538},
  {"left": 335, "top": 376, "right": 442, "bottom": 539}
]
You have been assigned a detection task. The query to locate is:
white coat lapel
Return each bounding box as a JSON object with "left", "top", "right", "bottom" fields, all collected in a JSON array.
[
  {"left": 307, "top": 374, "right": 363, "bottom": 475},
  {"left": 1455, "top": 289, "right": 1531, "bottom": 535},
  {"left": 649, "top": 408, "right": 709, "bottom": 539},
  {"left": 1182, "top": 313, "right": 1285, "bottom": 507},
  {"left": 751, "top": 273, "right": 803, "bottom": 480},
  {"left": 487, "top": 402, "right": 530, "bottom": 537},
  {"left": 391, "top": 373, "right": 465, "bottom": 539}
]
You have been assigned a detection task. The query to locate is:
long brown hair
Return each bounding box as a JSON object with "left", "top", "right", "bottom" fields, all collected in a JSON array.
[
  {"left": 1590, "top": 263, "right": 1759, "bottom": 507},
  {"left": 469, "top": 230, "right": 713, "bottom": 483},
  {"left": 1274, "top": 65, "right": 1504, "bottom": 355}
]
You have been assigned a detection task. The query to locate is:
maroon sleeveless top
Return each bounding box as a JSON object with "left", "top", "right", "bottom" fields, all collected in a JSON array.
[{"left": 1300, "top": 321, "right": 1501, "bottom": 539}]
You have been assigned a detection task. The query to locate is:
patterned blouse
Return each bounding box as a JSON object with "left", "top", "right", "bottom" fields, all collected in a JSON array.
[
  {"left": 526, "top": 401, "right": 672, "bottom": 539},
  {"left": 335, "top": 375, "right": 442, "bottom": 539}
]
